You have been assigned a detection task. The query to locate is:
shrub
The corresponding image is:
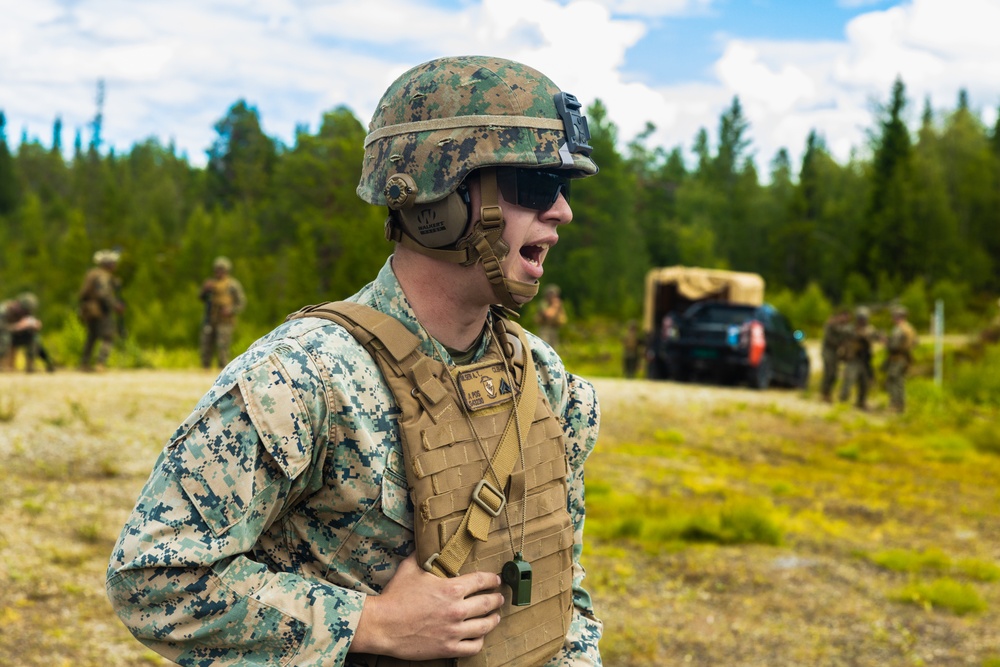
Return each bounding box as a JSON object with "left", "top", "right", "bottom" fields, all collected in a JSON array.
[
  {"left": 890, "top": 578, "right": 987, "bottom": 615},
  {"left": 898, "top": 278, "right": 931, "bottom": 330},
  {"left": 955, "top": 558, "right": 1000, "bottom": 582},
  {"left": 950, "top": 345, "right": 1000, "bottom": 408},
  {"left": 677, "top": 503, "right": 782, "bottom": 546},
  {"left": 868, "top": 548, "right": 950, "bottom": 573}
]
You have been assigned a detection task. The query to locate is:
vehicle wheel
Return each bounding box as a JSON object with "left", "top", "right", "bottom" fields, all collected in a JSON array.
[
  {"left": 793, "top": 358, "right": 810, "bottom": 389},
  {"left": 673, "top": 363, "right": 691, "bottom": 383},
  {"left": 748, "top": 355, "right": 773, "bottom": 390}
]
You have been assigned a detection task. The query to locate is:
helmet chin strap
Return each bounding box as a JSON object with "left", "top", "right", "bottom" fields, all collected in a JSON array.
[
  {"left": 462, "top": 168, "right": 539, "bottom": 312},
  {"left": 389, "top": 168, "right": 539, "bottom": 312}
]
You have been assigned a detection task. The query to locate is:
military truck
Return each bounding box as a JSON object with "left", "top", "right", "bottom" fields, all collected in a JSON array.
[{"left": 643, "top": 266, "right": 765, "bottom": 381}]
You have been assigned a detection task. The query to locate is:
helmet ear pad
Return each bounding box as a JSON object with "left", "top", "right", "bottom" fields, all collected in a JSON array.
[{"left": 393, "top": 185, "right": 472, "bottom": 249}]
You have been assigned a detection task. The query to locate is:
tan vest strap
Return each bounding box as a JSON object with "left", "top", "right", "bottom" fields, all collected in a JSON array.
[
  {"left": 427, "top": 324, "right": 538, "bottom": 578},
  {"left": 288, "top": 301, "right": 421, "bottom": 363}
]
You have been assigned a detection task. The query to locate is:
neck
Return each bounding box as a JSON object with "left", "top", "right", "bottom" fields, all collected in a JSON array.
[{"left": 391, "top": 249, "right": 492, "bottom": 351}]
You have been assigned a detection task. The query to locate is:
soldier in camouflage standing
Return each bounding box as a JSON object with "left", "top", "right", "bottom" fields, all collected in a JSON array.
[
  {"left": 885, "top": 305, "right": 917, "bottom": 413},
  {"left": 535, "top": 284, "right": 567, "bottom": 349},
  {"left": 820, "top": 309, "right": 851, "bottom": 403},
  {"left": 838, "top": 306, "right": 882, "bottom": 410},
  {"left": 108, "top": 56, "right": 603, "bottom": 666},
  {"left": 199, "top": 256, "right": 247, "bottom": 369},
  {"left": 78, "top": 249, "right": 124, "bottom": 372}
]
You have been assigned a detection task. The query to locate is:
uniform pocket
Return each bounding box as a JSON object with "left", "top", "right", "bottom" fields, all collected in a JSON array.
[
  {"left": 381, "top": 445, "right": 413, "bottom": 531},
  {"left": 173, "top": 390, "right": 289, "bottom": 539}
]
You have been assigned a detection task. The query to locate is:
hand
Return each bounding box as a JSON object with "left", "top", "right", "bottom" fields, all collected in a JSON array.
[
  {"left": 12, "top": 317, "right": 41, "bottom": 332},
  {"left": 350, "top": 553, "right": 504, "bottom": 660}
]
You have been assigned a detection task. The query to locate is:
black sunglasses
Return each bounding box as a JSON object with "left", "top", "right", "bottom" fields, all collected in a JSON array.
[{"left": 496, "top": 167, "right": 571, "bottom": 212}]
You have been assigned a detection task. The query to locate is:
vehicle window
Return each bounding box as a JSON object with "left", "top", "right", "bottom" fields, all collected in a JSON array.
[{"left": 690, "top": 306, "right": 755, "bottom": 325}]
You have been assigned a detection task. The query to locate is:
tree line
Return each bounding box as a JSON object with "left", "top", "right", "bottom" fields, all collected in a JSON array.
[{"left": 1, "top": 76, "right": 999, "bottom": 353}]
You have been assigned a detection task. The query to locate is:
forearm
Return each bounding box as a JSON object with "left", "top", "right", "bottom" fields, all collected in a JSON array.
[{"left": 108, "top": 556, "right": 365, "bottom": 666}]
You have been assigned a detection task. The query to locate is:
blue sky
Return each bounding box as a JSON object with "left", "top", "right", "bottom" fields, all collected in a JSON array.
[
  {"left": 1, "top": 0, "right": 997, "bottom": 172},
  {"left": 627, "top": 0, "right": 892, "bottom": 83}
]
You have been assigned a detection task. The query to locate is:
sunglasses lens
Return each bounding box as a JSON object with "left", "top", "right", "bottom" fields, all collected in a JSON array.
[{"left": 497, "top": 168, "right": 570, "bottom": 211}]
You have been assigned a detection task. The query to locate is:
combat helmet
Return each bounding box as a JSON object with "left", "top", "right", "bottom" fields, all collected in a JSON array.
[
  {"left": 93, "top": 249, "right": 121, "bottom": 266},
  {"left": 358, "top": 55, "right": 598, "bottom": 310},
  {"left": 16, "top": 292, "right": 38, "bottom": 314},
  {"left": 213, "top": 256, "right": 233, "bottom": 273}
]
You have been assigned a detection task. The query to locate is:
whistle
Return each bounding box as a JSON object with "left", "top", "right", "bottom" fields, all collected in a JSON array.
[{"left": 502, "top": 555, "right": 532, "bottom": 606}]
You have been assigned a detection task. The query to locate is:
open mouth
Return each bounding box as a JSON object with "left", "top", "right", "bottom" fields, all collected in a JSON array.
[{"left": 519, "top": 242, "right": 549, "bottom": 267}]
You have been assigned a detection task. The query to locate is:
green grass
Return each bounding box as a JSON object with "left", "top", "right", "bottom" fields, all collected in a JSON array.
[
  {"left": 866, "top": 548, "right": 951, "bottom": 573},
  {"left": 0, "top": 394, "right": 16, "bottom": 422},
  {"left": 889, "top": 578, "right": 988, "bottom": 616},
  {"left": 586, "top": 490, "right": 783, "bottom": 548}
]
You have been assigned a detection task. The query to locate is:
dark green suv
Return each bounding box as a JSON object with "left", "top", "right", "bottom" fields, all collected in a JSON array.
[{"left": 651, "top": 302, "right": 809, "bottom": 389}]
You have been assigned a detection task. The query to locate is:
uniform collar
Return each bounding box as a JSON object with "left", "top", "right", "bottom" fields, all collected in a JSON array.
[{"left": 361, "top": 256, "right": 494, "bottom": 366}]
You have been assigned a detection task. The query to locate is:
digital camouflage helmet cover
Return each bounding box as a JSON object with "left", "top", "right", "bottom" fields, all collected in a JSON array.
[{"left": 357, "top": 55, "right": 598, "bottom": 310}]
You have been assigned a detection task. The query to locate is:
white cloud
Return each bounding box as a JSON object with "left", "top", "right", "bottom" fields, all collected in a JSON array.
[
  {"left": 631, "top": 0, "right": 1000, "bottom": 173},
  {"left": 1, "top": 0, "right": 998, "bottom": 178},
  {"left": 586, "top": 0, "right": 714, "bottom": 17}
]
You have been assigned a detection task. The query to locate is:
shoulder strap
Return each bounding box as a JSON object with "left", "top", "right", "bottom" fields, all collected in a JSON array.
[{"left": 287, "top": 301, "right": 451, "bottom": 418}]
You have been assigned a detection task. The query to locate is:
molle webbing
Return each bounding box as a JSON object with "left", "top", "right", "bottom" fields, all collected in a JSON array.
[{"left": 286, "top": 302, "right": 573, "bottom": 667}]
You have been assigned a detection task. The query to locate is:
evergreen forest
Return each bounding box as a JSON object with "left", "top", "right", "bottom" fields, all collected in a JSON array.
[{"left": 2, "top": 76, "right": 1000, "bottom": 360}]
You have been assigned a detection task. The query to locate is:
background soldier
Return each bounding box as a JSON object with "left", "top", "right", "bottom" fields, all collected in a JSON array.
[
  {"left": 839, "top": 306, "right": 882, "bottom": 410},
  {"left": 534, "top": 283, "right": 567, "bottom": 349},
  {"left": 820, "top": 309, "right": 851, "bottom": 402},
  {"left": 1, "top": 292, "right": 54, "bottom": 373},
  {"left": 199, "top": 256, "right": 246, "bottom": 369},
  {"left": 885, "top": 304, "right": 918, "bottom": 413},
  {"left": 78, "top": 249, "right": 124, "bottom": 372},
  {"left": 623, "top": 319, "right": 643, "bottom": 378},
  {"left": 108, "top": 55, "right": 603, "bottom": 665},
  {"left": 0, "top": 298, "right": 10, "bottom": 371}
]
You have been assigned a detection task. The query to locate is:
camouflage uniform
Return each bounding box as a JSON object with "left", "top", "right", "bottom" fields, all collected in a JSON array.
[
  {"left": 107, "top": 260, "right": 602, "bottom": 666},
  {"left": 1, "top": 292, "right": 50, "bottom": 372},
  {"left": 199, "top": 257, "right": 247, "bottom": 369},
  {"left": 839, "top": 308, "right": 881, "bottom": 409},
  {"left": 622, "top": 320, "right": 641, "bottom": 379},
  {"left": 78, "top": 250, "right": 123, "bottom": 370},
  {"left": 820, "top": 311, "right": 850, "bottom": 401},
  {"left": 885, "top": 308, "right": 917, "bottom": 413},
  {"left": 0, "top": 300, "right": 11, "bottom": 370}
]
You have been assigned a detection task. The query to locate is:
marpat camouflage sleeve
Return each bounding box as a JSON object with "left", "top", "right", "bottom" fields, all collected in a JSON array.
[
  {"left": 106, "top": 330, "right": 385, "bottom": 666},
  {"left": 530, "top": 336, "right": 604, "bottom": 666}
]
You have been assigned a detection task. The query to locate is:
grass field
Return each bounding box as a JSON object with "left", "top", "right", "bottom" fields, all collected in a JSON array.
[{"left": 0, "top": 364, "right": 998, "bottom": 666}]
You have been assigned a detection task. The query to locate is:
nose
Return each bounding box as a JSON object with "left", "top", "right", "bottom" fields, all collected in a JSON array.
[{"left": 542, "top": 191, "right": 572, "bottom": 226}]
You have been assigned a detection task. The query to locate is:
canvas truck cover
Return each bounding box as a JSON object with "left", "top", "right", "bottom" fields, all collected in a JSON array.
[{"left": 643, "top": 266, "right": 766, "bottom": 333}]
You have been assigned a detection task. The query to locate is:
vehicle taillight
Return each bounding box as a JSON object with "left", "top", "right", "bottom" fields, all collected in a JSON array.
[
  {"left": 748, "top": 320, "right": 766, "bottom": 366},
  {"left": 662, "top": 315, "right": 678, "bottom": 340}
]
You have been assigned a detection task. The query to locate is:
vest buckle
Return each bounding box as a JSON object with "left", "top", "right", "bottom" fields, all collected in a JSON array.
[{"left": 472, "top": 479, "right": 506, "bottom": 518}]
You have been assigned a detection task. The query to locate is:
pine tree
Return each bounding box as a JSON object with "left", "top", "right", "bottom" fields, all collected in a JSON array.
[
  {"left": 0, "top": 111, "right": 19, "bottom": 216},
  {"left": 862, "top": 76, "right": 916, "bottom": 284}
]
